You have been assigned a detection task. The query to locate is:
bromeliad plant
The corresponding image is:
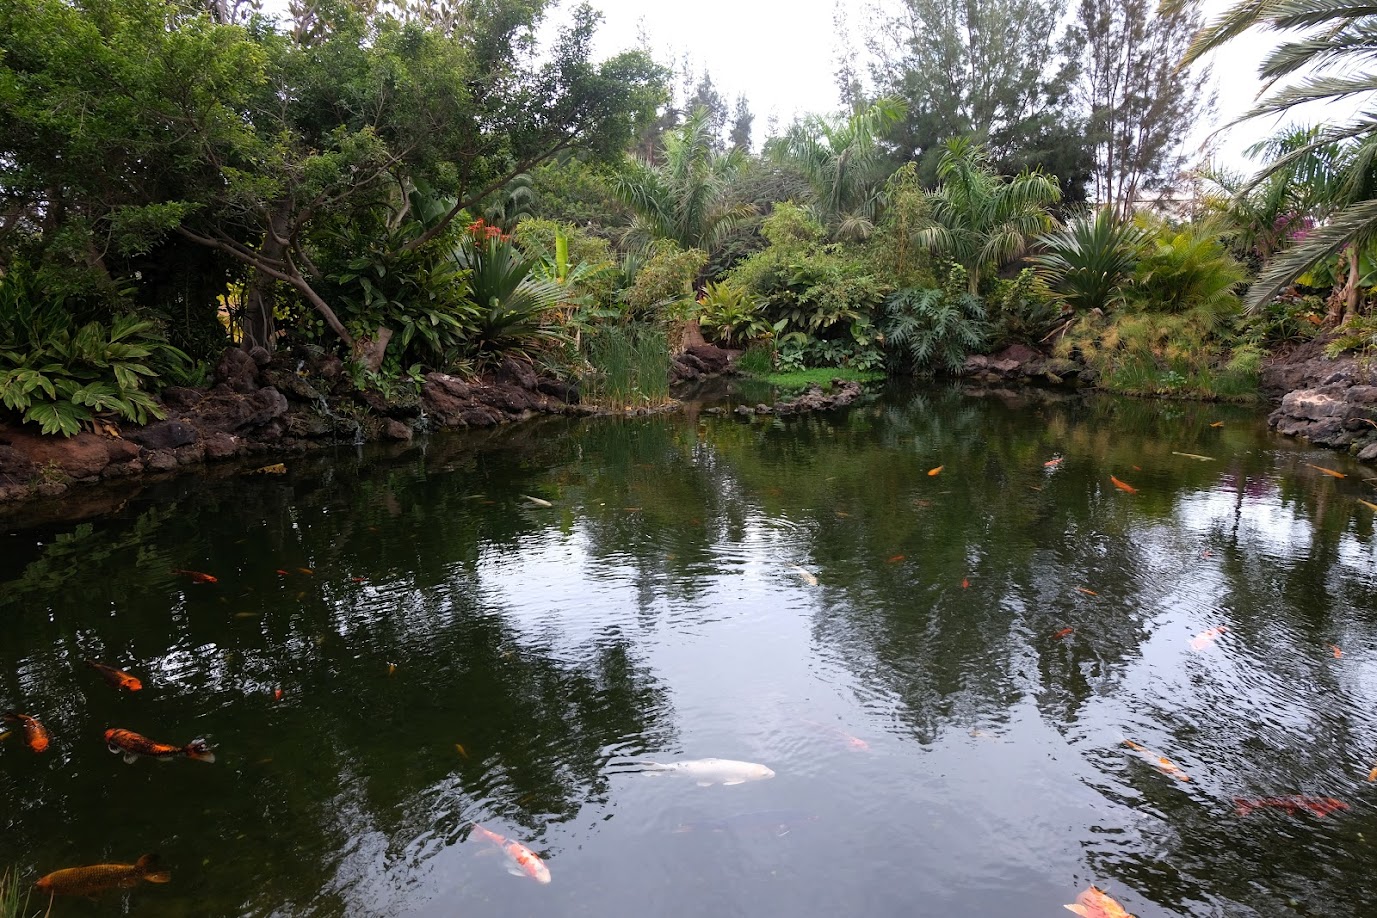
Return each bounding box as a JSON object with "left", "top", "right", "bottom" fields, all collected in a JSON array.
[{"left": 0, "top": 265, "right": 188, "bottom": 436}]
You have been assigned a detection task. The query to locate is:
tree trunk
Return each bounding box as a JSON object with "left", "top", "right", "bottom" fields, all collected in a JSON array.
[
  {"left": 352, "top": 326, "right": 394, "bottom": 372},
  {"left": 242, "top": 267, "right": 278, "bottom": 351},
  {"left": 1341, "top": 245, "right": 1362, "bottom": 325}
]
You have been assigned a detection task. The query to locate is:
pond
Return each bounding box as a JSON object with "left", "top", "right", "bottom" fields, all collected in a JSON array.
[{"left": 2, "top": 385, "right": 1376, "bottom": 917}]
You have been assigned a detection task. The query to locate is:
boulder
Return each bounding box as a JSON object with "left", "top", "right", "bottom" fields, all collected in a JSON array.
[
  {"left": 215, "top": 348, "right": 261, "bottom": 393},
  {"left": 2, "top": 428, "right": 111, "bottom": 480},
  {"left": 104, "top": 439, "right": 141, "bottom": 465},
  {"left": 127, "top": 420, "right": 199, "bottom": 451},
  {"left": 383, "top": 419, "right": 412, "bottom": 442},
  {"left": 494, "top": 357, "right": 540, "bottom": 391},
  {"left": 684, "top": 344, "right": 731, "bottom": 375},
  {"left": 202, "top": 431, "right": 242, "bottom": 461}
]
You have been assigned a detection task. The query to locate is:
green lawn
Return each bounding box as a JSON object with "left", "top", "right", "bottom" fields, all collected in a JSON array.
[{"left": 745, "top": 367, "right": 885, "bottom": 389}]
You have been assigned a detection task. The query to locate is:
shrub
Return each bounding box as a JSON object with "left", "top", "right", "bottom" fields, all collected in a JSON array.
[
  {"left": 620, "top": 241, "right": 707, "bottom": 320},
  {"left": 882, "top": 265, "right": 988, "bottom": 375},
  {"left": 1032, "top": 208, "right": 1147, "bottom": 312},
  {"left": 988, "top": 268, "right": 1068, "bottom": 346},
  {"left": 737, "top": 342, "right": 775, "bottom": 375},
  {"left": 455, "top": 221, "right": 567, "bottom": 362},
  {"left": 1129, "top": 218, "right": 1247, "bottom": 318},
  {"left": 0, "top": 264, "right": 189, "bottom": 436},
  {"left": 698, "top": 281, "right": 771, "bottom": 347}
]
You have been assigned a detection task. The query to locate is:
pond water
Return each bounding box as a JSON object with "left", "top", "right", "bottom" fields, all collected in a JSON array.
[{"left": 3, "top": 385, "right": 1377, "bottom": 917}]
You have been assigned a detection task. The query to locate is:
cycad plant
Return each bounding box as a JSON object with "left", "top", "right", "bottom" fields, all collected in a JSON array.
[
  {"left": 1180, "top": 0, "right": 1377, "bottom": 312},
  {"left": 1031, "top": 207, "right": 1147, "bottom": 312},
  {"left": 915, "top": 138, "right": 1061, "bottom": 294},
  {"left": 770, "top": 97, "right": 907, "bottom": 241},
  {"left": 454, "top": 222, "right": 566, "bottom": 362},
  {"left": 610, "top": 108, "right": 755, "bottom": 254},
  {"left": 1129, "top": 218, "right": 1247, "bottom": 321}
]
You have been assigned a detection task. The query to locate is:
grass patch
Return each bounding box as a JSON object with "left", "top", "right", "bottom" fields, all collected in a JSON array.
[
  {"left": 581, "top": 324, "right": 672, "bottom": 411},
  {"left": 1, "top": 868, "right": 42, "bottom": 918},
  {"left": 749, "top": 367, "right": 884, "bottom": 390},
  {"left": 736, "top": 343, "right": 774, "bottom": 376}
]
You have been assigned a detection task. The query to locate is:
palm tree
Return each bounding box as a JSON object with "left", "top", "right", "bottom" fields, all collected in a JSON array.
[
  {"left": 1181, "top": 0, "right": 1377, "bottom": 314},
  {"left": 914, "top": 138, "right": 1062, "bottom": 294},
  {"left": 770, "top": 97, "right": 907, "bottom": 241},
  {"left": 609, "top": 107, "right": 755, "bottom": 254}
]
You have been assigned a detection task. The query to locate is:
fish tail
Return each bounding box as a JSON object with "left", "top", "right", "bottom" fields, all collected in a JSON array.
[
  {"left": 0, "top": 711, "right": 19, "bottom": 723},
  {"left": 184, "top": 739, "right": 216, "bottom": 764},
  {"left": 136, "top": 854, "right": 171, "bottom": 884}
]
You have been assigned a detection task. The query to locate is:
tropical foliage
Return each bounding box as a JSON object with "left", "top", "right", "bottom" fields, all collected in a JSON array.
[
  {"left": 1032, "top": 208, "right": 1147, "bottom": 312},
  {"left": 883, "top": 266, "right": 989, "bottom": 374}
]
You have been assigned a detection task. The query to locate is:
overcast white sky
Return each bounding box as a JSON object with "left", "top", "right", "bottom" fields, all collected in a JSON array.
[{"left": 583, "top": 0, "right": 1294, "bottom": 174}]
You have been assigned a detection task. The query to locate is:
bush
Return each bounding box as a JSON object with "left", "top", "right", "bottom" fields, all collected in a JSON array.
[
  {"left": 1128, "top": 218, "right": 1246, "bottom": 318},
  {"left": 455, "top": 221, "right": 567, "bottom": 363},
  {"left": 512, "top": 217, "right": 621, "bottom": 313},
  {"left": 988, "top": 268, "right": 1068, "bottom": 347},
  {"left": 0, "top": 263, "right": 189, "bottom": 436},
  {"left": 737, "top": 342, "right": 775, "bottom": 375},
  {"left": 621, "top": 241, "right": 706, "bottom": 320},
  {"left": 1032, "top": 208, "right": 1147, "bottom": 312},
  {"left": 698, "top": 281, "right": 771, "bottom": 347},
  {"left": 882, "top": 265, "right": 988, "bottom": 375}
]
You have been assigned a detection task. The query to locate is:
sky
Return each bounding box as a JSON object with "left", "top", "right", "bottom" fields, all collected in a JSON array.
[{"left": 583, "top": 0, "right": 1293, "bottom": 174}]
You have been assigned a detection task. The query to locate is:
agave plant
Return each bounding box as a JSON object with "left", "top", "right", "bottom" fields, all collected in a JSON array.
[
  {"left": 1032, "top": 208, "right": 1148, "bottom": 312},
  {"left": 453, "top": 224, "right": 567, "bottom": 361}
]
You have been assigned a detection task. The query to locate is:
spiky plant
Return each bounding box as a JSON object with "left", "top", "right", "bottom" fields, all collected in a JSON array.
[{"left": 1032, "top": 207, "right": 1148, "bottom": 312}]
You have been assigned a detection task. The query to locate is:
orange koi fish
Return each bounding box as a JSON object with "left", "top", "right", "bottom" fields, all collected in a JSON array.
[
  {"left": 1065, "top": 885, "right": 1134, "bottom": 918},
  {"left": 1189, "top": 626, "right": 1227, "bottom": 651},
  {"left": 887, "top": 554, "right": 906, "bottom": 564},
  {"left": 276, "top": 569, "right": 290, "bottom": 576},
  {"left": 1210, "top": 421, "right": 1224, "bottom": 428},
  {"left": 2, "top": 712, "right": 49, "bottom": 753},
  {"left": 1307, "top": 463, "right": 1346, "bottom": 479},
  {"left": 1123, "top": 740, "right": 1190, "bottom": 782},
  {"left": 1332, "top": 645, "right": 1343, "bottom": 658},
  {"left": 1368, "top": 765, "right": 1377, "bottom": 783},
  {"left": 1360, "top": 499, "right": 1377, "bottom": 512},
  {"left": 35, "top": 854, "right": 170, "bottom": 897},
  {"left": 1076, "top": 587, "right": 1098, "bottom": 596},
  {"left": 172, "top": 569, "right": 217, "bottom": 584},
  {"left": 297, "top": 568, "right": 314, "bottom": 576},
  {"left": 351, "top": 577, "right": 367, "bottom": 583},
  {"left": 1054, "top": 627, "right": 1074, "bottom": 640},
  {"left": 470, "top": 824, "right": 551, "bottom": 884},
  {"left": 1234, "top": 796, "right": 1348, "bottom": 818},
  {"left": 1110, "top": 475, "right": 1137, "bottom": 494},
  {"left": 1044, "top": 457, "right": 1064, "bottom": 468},
  {"left": 803, "top": 719, "right": 870, "bottom": 751},
  {"left": 86, "top": 660, "right": 143, "bottom": 693},
  {"left": 962, "top": 578, "right": 970, "bottom": 589},
  {"left": 273, "top": 688, "right": 284, "bottom": 701},
  {"left": 928, "top": 465, "right": 943, "bottom": 476},
  {"left": 104, "top": 729, "right": 215, "bottom": 764}
]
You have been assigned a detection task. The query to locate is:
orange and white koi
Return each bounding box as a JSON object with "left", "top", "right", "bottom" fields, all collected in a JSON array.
[
  {"left": 2, "top": 711, "right": 49, "bottom": 753},
  {"left": 1044, "top": 457, "right": 1064, "bottom": 468},
  {"left": 1065, "top": 885, "right": 1135, "bottom": 918},
  {"left": 172, "top": 569, "right": 217, "bottom": 584},
  {"left": 1110, "top": 475, "right": 1138, "bottom": 494},
  {"left": 86, "top": 660, "right": 143, "bottom": 692},
  {"left": 1123, "top": 740, "right": 1190, "bottom": 782},
  {"left": 35, "top": 854, "right": 170, "bottom": 896},
  {"left": 1054, "top": 627, "right": 1074, "bottom": 640},
  {"left": 803, "top": 719, "right": 870, "bottom": 751},
  {"left": 470, "top": 823, "right": 551, "bottom": 884},
  {"left": 1189, "top": 626, "right": 1227, "bottom": 651},
  {"left": 104, "top": 729, "right": 215, "bottom": 764}
]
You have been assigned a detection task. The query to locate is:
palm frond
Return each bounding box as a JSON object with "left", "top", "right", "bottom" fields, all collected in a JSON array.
[{"left": 1245, "top": 197, "right": 1377, "bottom": 309}]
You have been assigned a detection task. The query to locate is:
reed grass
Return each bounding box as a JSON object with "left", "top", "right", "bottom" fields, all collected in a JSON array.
[
  {"left": 0, "top": 868, "right": 43, "bottom": 918},
  {"left": 582, "top": 325, "right": 672, "bottom": 411}
]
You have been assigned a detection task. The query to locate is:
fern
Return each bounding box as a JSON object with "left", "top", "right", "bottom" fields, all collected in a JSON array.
[{"left": 882, "top": 265, "right": 989, "bottom": 375}]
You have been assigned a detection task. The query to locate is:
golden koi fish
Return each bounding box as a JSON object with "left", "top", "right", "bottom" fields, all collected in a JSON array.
[
  {"left": 1065, "top": 885, "right": 1134, "bottom": 918},
  {"left": 104, "top": 729, "right": 215, "bottom": 764},
  {"left": 35, "top": 854, "right": 170, "bottom": 896}
]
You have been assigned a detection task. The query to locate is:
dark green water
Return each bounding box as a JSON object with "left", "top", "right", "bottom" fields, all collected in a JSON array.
[{"left": 3, "top": 386, "right": 1376, "bottom": 917}]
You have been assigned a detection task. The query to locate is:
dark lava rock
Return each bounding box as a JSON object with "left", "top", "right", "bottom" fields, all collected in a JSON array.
[
  {"left": 190, "top": 387, "right": 289, "bottom": 434},
  {"left": 104, "top": 439, "right": 141, "bottom": 465},
  {"left": 383, "top": 419, "right": 412, "bottom": 442},
  {"left": 202, "top": 431, "right": 243, "bottom": 461},
  {"left": 145, "top": 450, "right": 179, "bottom": 472},
  {"left": 684, "top": 344, "right": 731, "bottom": 374},
  {"left": 260, "top": 367, "right": 325, "bottom": 403},
  {"left": 161, "top": 387, "right": 203, "bottom": 412},
  {"left": 494, "top": 357, "right": 540, "bottom": 391},
  {"left": 1, "top": 427, "right": 111, "bottom": 480},
  {"left": 127, "top": 420, "right": 199, "bottom": 451},
  {"left": 215, "top": 348, "right": 261, "bottom": 393},
  {"left": 537, "top": 379, "right": 579, "bottom": 404}
]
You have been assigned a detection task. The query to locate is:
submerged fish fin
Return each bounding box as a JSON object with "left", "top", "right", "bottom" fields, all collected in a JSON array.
[
  {"left": 123, "top": 752, "right": 139, "bottom": 764},
  {"left": 136, "top": 854, "right": 171, "bottom": 884},
  {"left": 505, "top": 865, "right": 527, "bottom": 878},
  {"left": 1064, "top": 907, "right": 1091, "bottom": 917},
  {"left": 185, "top": 739, "right": 216, "bottom": 763},
  {"left": 721, "top": 779, "right": 746, "bottom": 786},
  {"left": 108, "top": 743, "right": 122, "bottom": 755}
]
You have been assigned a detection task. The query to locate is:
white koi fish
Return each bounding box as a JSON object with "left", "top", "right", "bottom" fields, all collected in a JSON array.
[
  {"left": 521, "top": 495, "right": 553, "bottom": 508},
  {"left": 791, "top": 566, "right": 819, "bottom": 586},
  {"left": 643, "top": 758, "right": 776, "bottom": 786}
]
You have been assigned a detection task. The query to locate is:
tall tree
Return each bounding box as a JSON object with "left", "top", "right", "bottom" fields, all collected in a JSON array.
[
  {"left": 1065, "top": 0, "right": 1211, "bottom": 217},
  {"left": 1180, "top": 0, "right": 1377, "bottom": 313},
  {"left": 684, "top": 72, "right": 729, "bottom": 149},
  {"left": 769, "top": 97, "right": 907, "bottom": 241},
  {"left": 868, "top": 0, "right": 1080, "bottom": 183},
  {"left": 610, "top": 107, "right": 755, "bottom": 253},
  {"left": 729, "top": 95, "right": 754, "bottom": 153}
]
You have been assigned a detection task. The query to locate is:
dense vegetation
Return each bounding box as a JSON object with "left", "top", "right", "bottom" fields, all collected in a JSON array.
[{"left": 0, "top": 0, "right": 1373, "bottom": 437}]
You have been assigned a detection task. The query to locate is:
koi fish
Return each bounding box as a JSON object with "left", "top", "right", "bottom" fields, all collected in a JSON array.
[
  {"left": 928, "top": 465, "right": 943, "bottom": 476},
  {"left": 1076, "top": 587, "right": 1098, "bottom": 596},
  {"left": 1368, "top": 766, "right": 1377, "bottom": 783},
  {"left": 962, "top": 578, "right": 970, "bottom": 589},
  {"left": 1171, "top": 452, "right": 1215, "bottom": 461},
  {"left": 1360, "top": 499, "right": 1377, "bottom": 512},
  {"left": 469, "top": 824, "right": 551, "bottom": 884},
  {"left": 1307, "top": 463, "right": 1346, "bottom": 479},
  {"left": 1189, "top": 626, "right": 1227, "bottom": 651},
  {"left": 1234, "top": 796, "right": 1348, "bottom": 818},
  {"left": 1123, "top": 740, "right": 1190, "bottom": 782},
  {"left": 275, "top": 569, "right": 290, "bottom": 576},
  {"left": 1055, "top": 627, "right": 1074, "bottom": 639},
  {"left": 1, "top": 712, "right": 49, "bottom": 753},
  {"left": 387, "top": 662, "right": 397, "bottom": 676},
  {"left": 35, "top": 854, "right": 170, "bottom": 897},
  {"left": 251, "top": 463, "right": 286, "bottom": 475},
  {"left": 791, "top": 566, "right": 819, "bottom": 586},
  {"left": 1110, "top": 475, "right": 1137, "bottom": 494},
  {"left": 887, "top": 554, "right": 906, "bottom": 564},
  {"left": 455, "top": 743, "right": 469, "bottom": 760},
  {"left": 351, "top": 577, "right": 367, "bottom": 583},
  {"left": 296, "top": 568, "right": 313, "bottom": 575},
  {"left": 273, "top": 688, "right": 284, "bottom": 701},
  {"left": 86, "top": 660, "right": 143, "bottom": 693},
  {"left": 803, "top": 719, "right": 870, "bottom": 751},
  {"left": 642, "top": 758, "right": 776, "bottom": 786},
  {"left": 172, "top": 569, "right": 217, "bottom": 584},
  {"left": 1044, "top": 457, "right": 1064, "bottom": 468},
  {"left": 1332, "top": 645, "right": 1343, "bottom": 658},
  {"left": 1065, "top": 885, "right": 1134, "bottom": 918},
  {"left": 1210, "top": 421, "right": 1224, "bottom": 428},
  {"left": 521, "top": 495, "right": 553, "bottom": 508},
  {"left": 104, "top": 729, "right": 215, "bottom": 764}
]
